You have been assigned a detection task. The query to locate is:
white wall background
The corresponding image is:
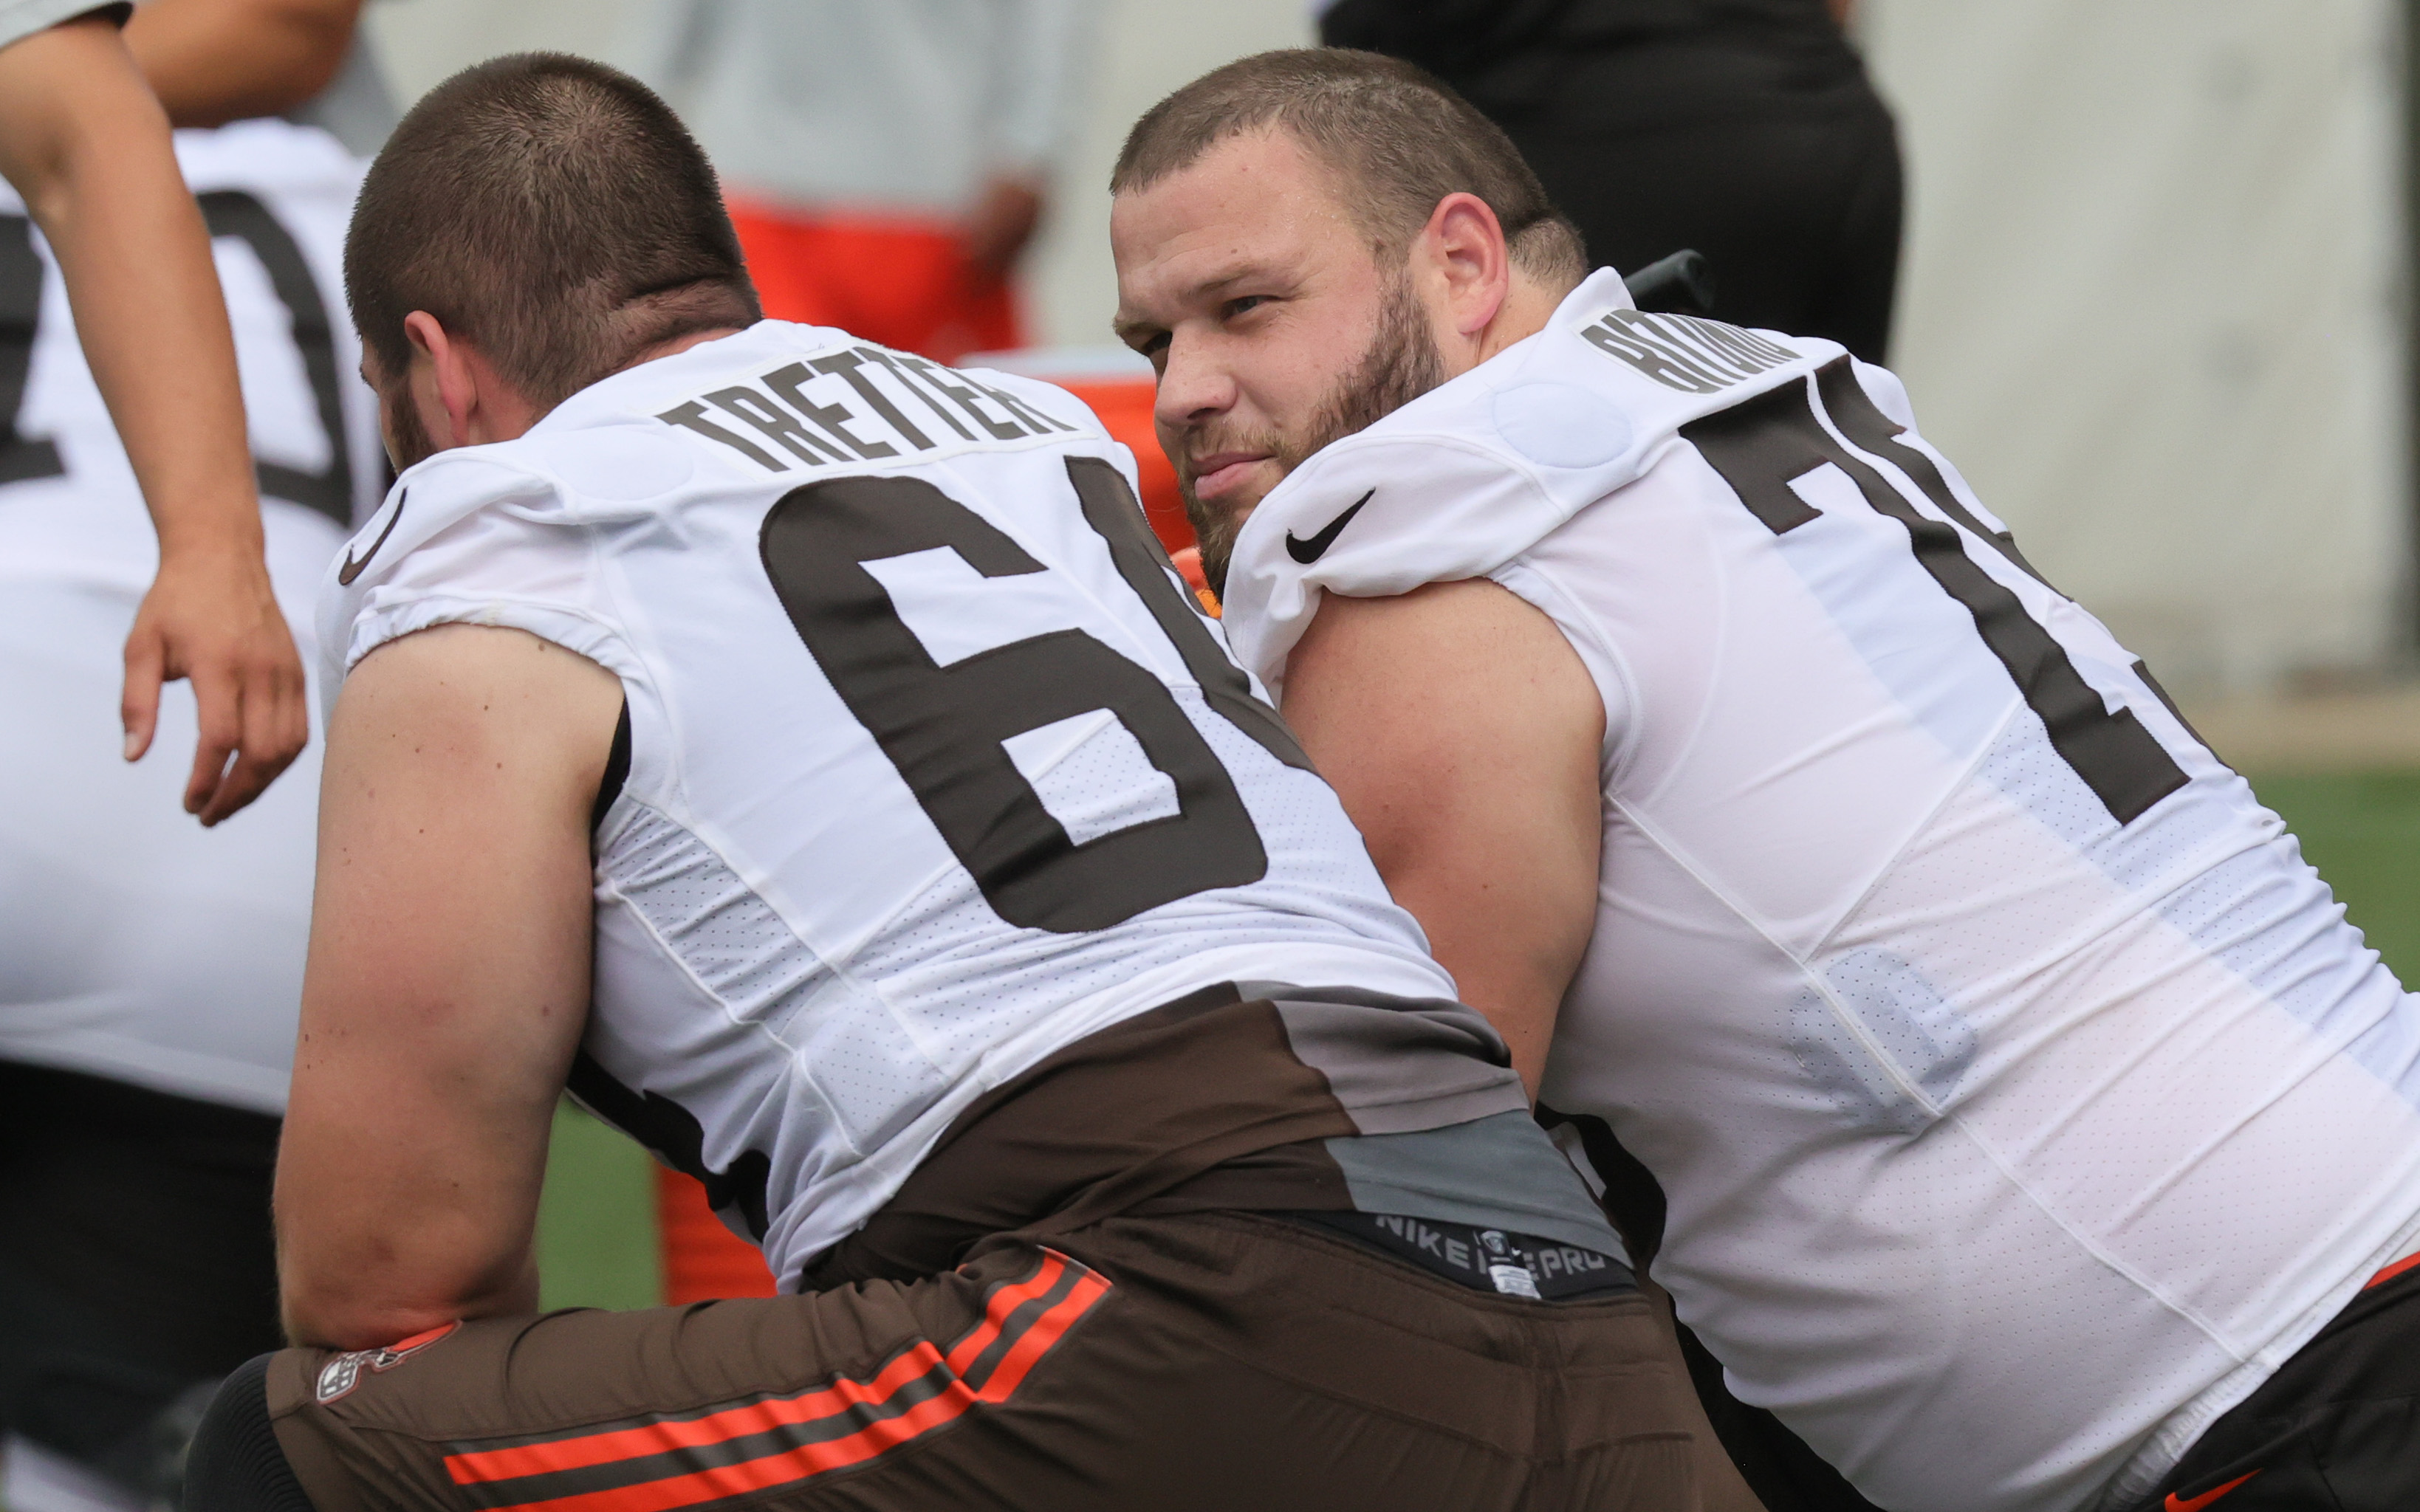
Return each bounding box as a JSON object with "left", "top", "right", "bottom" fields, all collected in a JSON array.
[
  {"left": 1860, "top": 0, "right": 2410, "bottom": 695},
  {"left": 365, "top": 0, "right": 2412, "bottom": 695}
]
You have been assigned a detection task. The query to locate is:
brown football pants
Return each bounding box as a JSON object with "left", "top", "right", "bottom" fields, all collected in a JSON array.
[{"left": 266, "top": 1211, "right": 1703, "bottom": 1512}]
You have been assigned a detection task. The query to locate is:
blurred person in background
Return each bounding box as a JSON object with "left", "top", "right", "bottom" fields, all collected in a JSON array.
[
  {"left": 0, "top": 0, "right": 312, "bottom": 828},
  {"left": 0, "top": 4, "right": 389, "bottom": 1508},
  {"left": 632, "top": 0, "right": 1097, "bottom": 364},
  {"left": 1320, "top": 0, "right": 1900, "bottom": 360}
]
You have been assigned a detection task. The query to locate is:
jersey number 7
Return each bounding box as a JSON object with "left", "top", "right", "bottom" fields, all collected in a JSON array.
[
  {"left": 759, "top": 456, "right": 1309, "bottom": 934},
  {"left": 1682, "top": 357, "right": 2190, "bottom": 827}
]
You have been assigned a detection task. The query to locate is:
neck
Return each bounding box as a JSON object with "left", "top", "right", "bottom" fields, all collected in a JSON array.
[
  {"left": 614, "top": 324, "right": 747, "bottom": 377},
  {"left": 1473, "top": 274, "right": 1567, "bottom": 368}
]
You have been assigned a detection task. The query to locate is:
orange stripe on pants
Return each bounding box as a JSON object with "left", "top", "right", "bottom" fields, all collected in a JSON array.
[{"left": 444, "top": 1255, "right": 1110, "bottom": 1512}]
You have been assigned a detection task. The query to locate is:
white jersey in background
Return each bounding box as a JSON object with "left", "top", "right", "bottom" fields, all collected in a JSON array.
[
  {"left": 0, "top": 118, "right": 382, "bottom": 597},
  {"left": 1223, "top": 269, "right": 2420, "bottom": 1512},
  {"left": 321, "top": 320, "right": 1459, "bottom": 1287},
  {"left": 0, "top": 119, "right": 382, "bottom": 1112},
  {"left": 0, "top": 0, "right": 97, "bottom": 52}
]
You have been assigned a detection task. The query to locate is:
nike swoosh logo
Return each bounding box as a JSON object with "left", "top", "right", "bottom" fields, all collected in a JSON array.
[
  {"left": 2165, "top": 1469, "right": 2259, "bottom": 1512},
  {"left": 337, "top": 488, "right": 408, "bottom": 586},
  {"left": 1285, "top": 489, "right": 1374, "bottom": 564}
]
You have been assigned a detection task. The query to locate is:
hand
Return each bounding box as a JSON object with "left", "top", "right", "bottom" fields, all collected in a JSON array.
[
  {"left": 964, "top": 176, "right": 1045, "bottom": 282},
  {"left": 123, "top": 538, "right": 309, "bottom": 825},
  {"left": 0, "top": 18, "right": 299, "bottom": 823}
]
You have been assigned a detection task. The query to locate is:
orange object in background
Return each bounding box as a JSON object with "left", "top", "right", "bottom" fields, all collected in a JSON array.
[
  {"left": 657, "top": 1166, "right": 778, "bottom": 1304},
  {"left": 961, "top": 348, "right": 1216, "bottom": 613},
  {"left": 730, "top": 199, "right": 1021, "bottom": 365}
]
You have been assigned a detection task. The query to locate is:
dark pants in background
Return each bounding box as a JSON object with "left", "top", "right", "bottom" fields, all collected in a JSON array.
[
  {"left": 1324, "top": 2, "right": 1906, "bottom": 362},
  {"left": 0, "top": 1061, "right": 283, "bottom": 1502},
  {"left": 1507, "top": 61, "right": 1902, "bottom": 361}
]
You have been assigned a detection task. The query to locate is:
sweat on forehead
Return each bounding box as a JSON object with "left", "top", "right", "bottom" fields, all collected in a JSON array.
[{"left": 1112, "top": 48, "right": 1584, "bottom": 284}]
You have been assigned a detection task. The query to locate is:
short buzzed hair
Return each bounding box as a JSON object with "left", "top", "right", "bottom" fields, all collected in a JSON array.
[
  {"left": 346, "top": 53, "right": 760, "bottom": 413},
  {"left": 1113, "top": 49, "right": 1586, "bottom": 289}
]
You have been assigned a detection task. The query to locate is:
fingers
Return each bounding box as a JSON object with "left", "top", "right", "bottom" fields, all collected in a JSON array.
[
  {"left": 183, "top": 658, "right": 243, "bottom": 818},
  {"left": 134, "top": 547, "right": 309, "bottom": 823},
  {"left": 121, "top": 617, "right": 165, "bottom": 762},
  {"left": 195, "top": 647, "right": 308, "bottom": 826}
]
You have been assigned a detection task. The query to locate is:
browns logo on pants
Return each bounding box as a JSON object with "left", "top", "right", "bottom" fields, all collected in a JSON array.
[{"left": 264, "top": 1212, "right": 1702, "bottom": 1512}]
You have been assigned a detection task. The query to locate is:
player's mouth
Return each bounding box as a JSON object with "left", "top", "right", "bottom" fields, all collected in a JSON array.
[{"left": 1187, "top": 451, "right": 1274, "bottom": 504}]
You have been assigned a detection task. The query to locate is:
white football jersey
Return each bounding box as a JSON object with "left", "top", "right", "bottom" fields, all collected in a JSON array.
[
  {"left": 0, "top": 119, "right": 385, "bottom": 597},
  {"left": 1223, "top": 269, "right": 2420, "bottom": 1512},
  {"left": 321, "top": 321, "right": 1457, "bottom": 1286},
  {"left": 0, "top": 120, "right": 379, "bottom": 1113}
]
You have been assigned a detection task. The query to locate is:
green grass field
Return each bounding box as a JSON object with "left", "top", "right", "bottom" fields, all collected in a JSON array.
[
  {"left": 2252, "top": 771, "right": 2420, "bottom": 979},
  {"left": 535, "top": 1102, "right": 662, "bottom": 1310},
  {"left": 531, "top": 769, "right": 2420, "bottom": 1312}
]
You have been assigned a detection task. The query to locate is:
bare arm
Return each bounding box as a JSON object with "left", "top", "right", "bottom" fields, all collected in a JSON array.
[
  {"left": 1282, "top": 580, "right": 1605, "bottom": 1094},
  {"left": 0, "top": 14, "right": 306, "bottom": 823},
  {"left": 964, "top": 175, "right": 1045, "bottom": 281},
  {"left": 125, "top": 0, "right": 362, "bottom": 127},
  {"left": 277, "top": 624, "right": 623, "bottom": 1350}
]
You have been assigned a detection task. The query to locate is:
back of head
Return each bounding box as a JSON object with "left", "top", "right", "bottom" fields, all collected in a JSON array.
[
  {"left": 1112, "top": 49, "right": 1586, "bottom": 290},
  {"left": 346, "top": 53, "right": 760, "bottom": 414}
]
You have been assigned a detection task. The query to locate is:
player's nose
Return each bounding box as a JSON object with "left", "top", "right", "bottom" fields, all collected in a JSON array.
[{"left": 1152, "top": 331, "right": 1235, "bottom": 431}]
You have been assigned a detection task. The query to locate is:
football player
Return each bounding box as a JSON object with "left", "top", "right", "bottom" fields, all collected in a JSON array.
[
  {"left": 0, "top": 2, "right": 307, "bottom": 823},
  {"left": 0, "top": 4, "right": 384, "bottom": 1508},
  {"left": 1111, "top": 48, "right": 2420, "bottom": 1512},
  {"left": 182, "top": 55, "right": 1710, "bottom": 1512}
]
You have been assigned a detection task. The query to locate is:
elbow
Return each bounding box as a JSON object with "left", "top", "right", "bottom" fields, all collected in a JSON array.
[
  {"left": 13, "top": 88, "right": 169, "bottom": 235},
  {"left": 278, "top": 1276, "right": 459, "bottom": 1353},
  {"left": 275, "top": 1231, "right": 529, "bottom": 1351},
  {"left": 134, "top": 2, "right": 358, "bottom": 126},
  {"left": 275, "top": 1233, "right": 518, "bottom": 1348},
  {"left": 243, "top": 1, "right": 360, "bottom": 111},
  {"left": 235, "top": 20, "right": 354, "bottom": 120}
]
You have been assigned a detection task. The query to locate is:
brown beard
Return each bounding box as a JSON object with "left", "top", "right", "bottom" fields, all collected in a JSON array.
[
  {"left": 380, "top": 379, "right": 436, "bottom": 472},
  {"left": 1181, "top": 269, "right": 1446, "bottom": 594}
]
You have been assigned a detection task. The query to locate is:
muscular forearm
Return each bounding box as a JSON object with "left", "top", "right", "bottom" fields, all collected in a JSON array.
[{"left": 126, "top": 0, "right": 360, "bottom": 127}]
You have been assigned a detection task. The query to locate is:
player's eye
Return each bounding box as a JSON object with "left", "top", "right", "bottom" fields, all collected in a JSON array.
[{"left": 1220, "top": 295, "right": 1269, "bottom": 321}]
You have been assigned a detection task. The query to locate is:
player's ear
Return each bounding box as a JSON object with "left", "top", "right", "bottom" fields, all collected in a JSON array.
[
  {"left": 402, "top": 310, "right": 476, "bottom": 453},
  {"left": 1422, "top": 192, "right": 1511, "bottom": 341}
]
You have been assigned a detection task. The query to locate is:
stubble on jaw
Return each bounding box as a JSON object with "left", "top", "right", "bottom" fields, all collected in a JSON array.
[
  {"left": 1179, "top": 268, "right": 1447, "bottom": 595},
  {"left": 369, "top": 362, "right": 438, "bottom": 472}
]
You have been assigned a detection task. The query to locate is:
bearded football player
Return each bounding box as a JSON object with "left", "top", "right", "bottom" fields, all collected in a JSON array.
[{"left": 1111, "top": 47, "right": 2420, "bottom": 1512}]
